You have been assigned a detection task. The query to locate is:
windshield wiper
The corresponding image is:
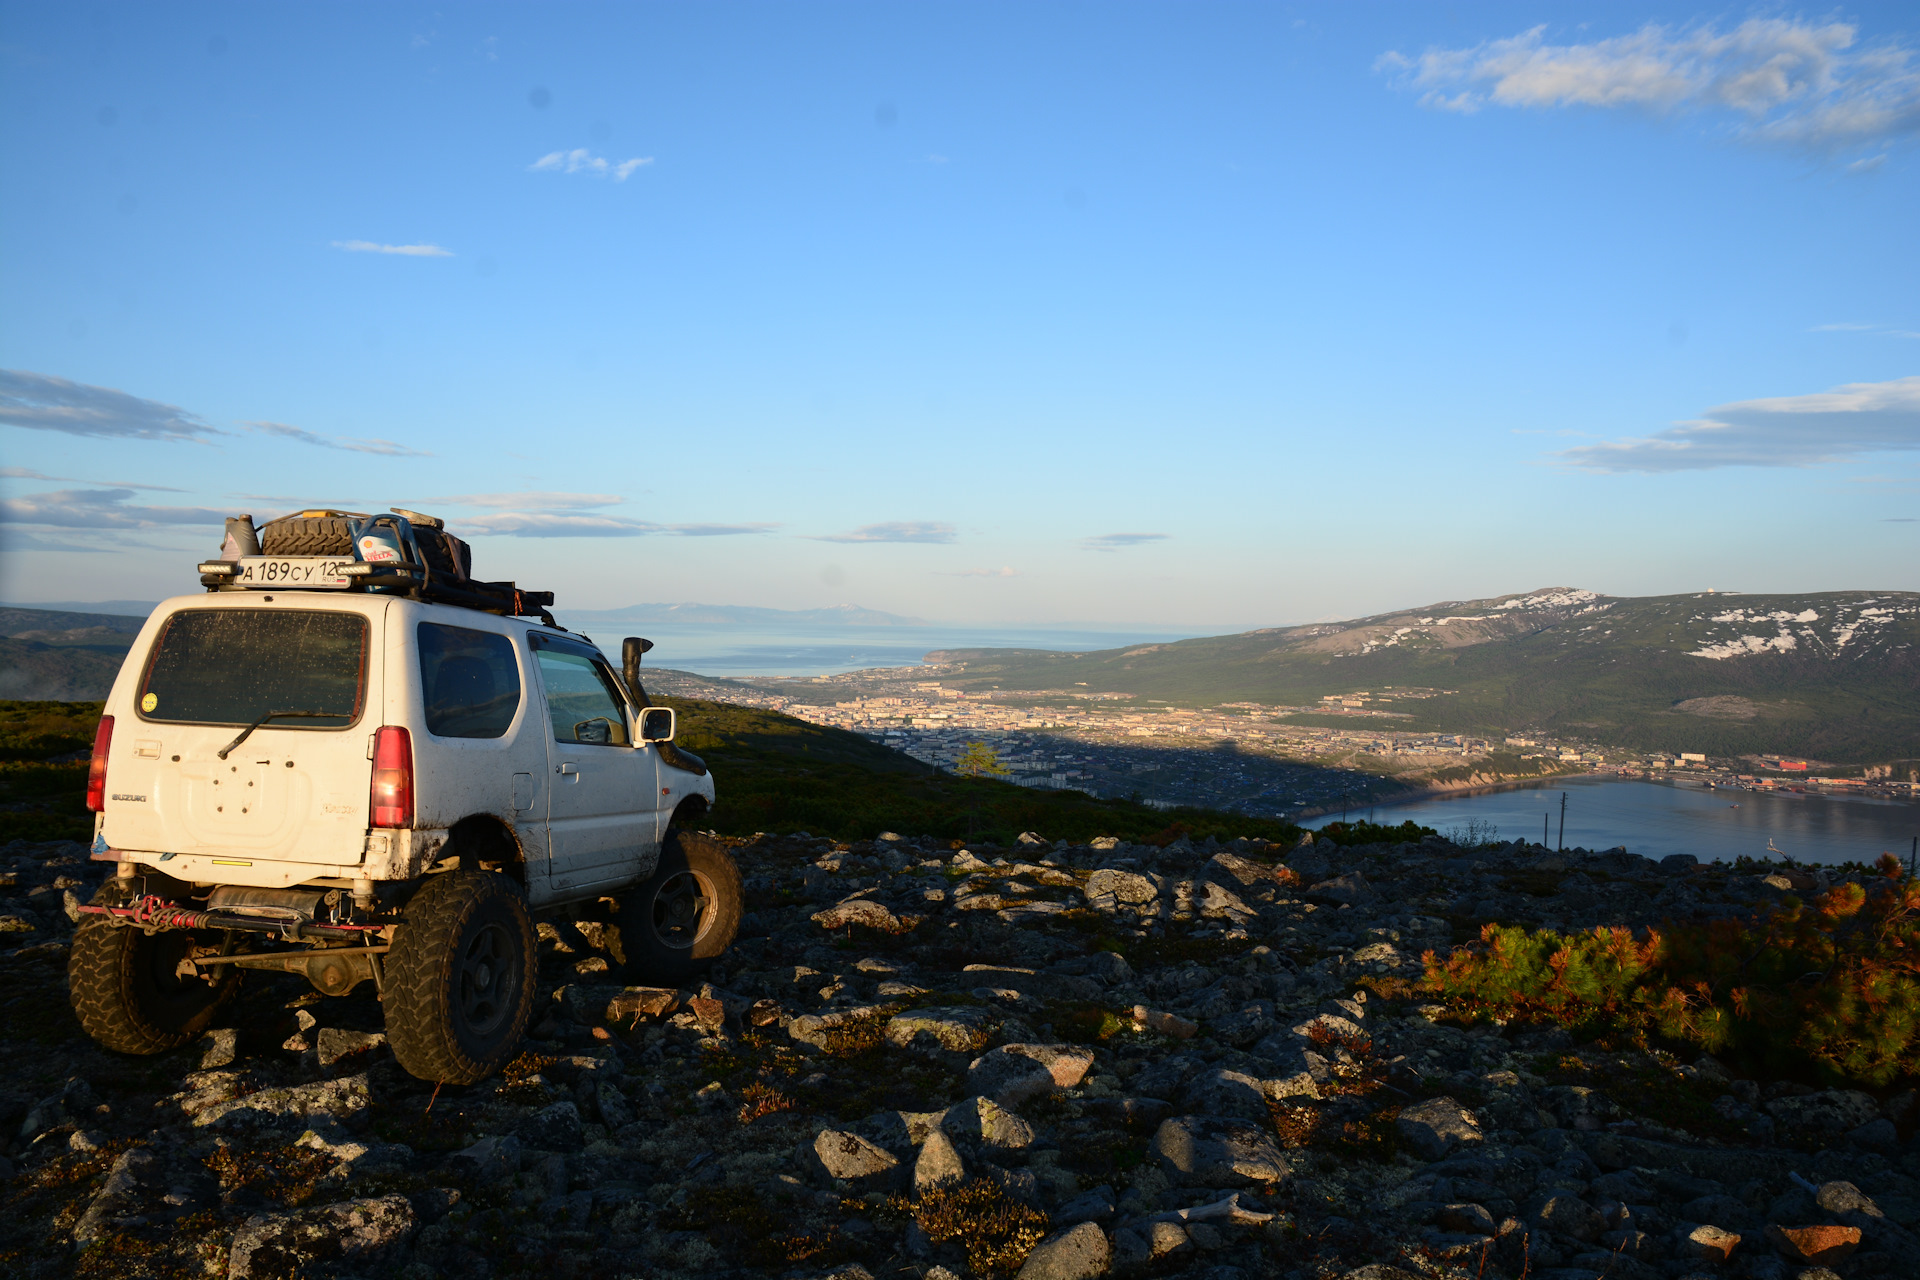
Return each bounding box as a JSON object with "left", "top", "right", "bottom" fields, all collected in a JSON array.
[{"left": 217, "top": 710, "right": 338, "bottom": 760}]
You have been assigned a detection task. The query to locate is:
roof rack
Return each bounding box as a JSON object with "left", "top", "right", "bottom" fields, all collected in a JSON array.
[{"left": 196, "top": 510, "right": 559, "bottom": 626}]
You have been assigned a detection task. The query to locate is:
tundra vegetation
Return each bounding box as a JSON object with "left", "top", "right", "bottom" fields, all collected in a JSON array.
[{"left": 0, "top": 699, "right": 1912, "bottom": 1280}]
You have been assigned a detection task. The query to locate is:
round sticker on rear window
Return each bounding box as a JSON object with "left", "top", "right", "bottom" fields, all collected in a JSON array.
[{"left": 141, "top": 692, "right": 157, "bottom": 712}]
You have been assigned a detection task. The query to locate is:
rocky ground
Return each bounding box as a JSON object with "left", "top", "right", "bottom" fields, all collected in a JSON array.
[{"left": 0, "top": 829, "right": 1911, "bottom": 1280}]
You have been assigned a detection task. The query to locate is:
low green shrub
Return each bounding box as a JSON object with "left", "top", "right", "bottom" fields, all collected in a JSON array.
[
  {"left": 1314, "top": 819, "right": 1435, "bottom": 847},
  {"left": 1423, "top": 855, "right": 1920, "bottom": 1087}
]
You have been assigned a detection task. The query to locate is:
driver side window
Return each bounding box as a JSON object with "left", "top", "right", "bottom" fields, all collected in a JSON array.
[{"left": 533, "top": 648, "right": 630, "bottom": 746}]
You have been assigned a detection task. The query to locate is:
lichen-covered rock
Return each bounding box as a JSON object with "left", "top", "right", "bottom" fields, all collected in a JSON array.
[
  {"left": 1395, "top": 1096, "right": 1482, "bottom": 1159},
  {"left": 1764, "top": 1223, "right": 1861, "bottom": 1265},
  {"left": 1016, "top": 1221, "right": 1110, "bottom": 1280},
  {"left": 885, "top": 1006, "right": 999, "bottom": 1054},
  {"left": 514, "top": 1100, "right": 585, "bottom": 1152},
  {"left": 944, "top": 1095, "right": 1037, "bottom": 1150},
  {"left": 1150, "top": 1115, "right": 1290, "bottom": 1188},
  {"left": 191, "top": 1073, "right": 371, "bottom": 1131},
  {"left": 968, "top": 1042, "right": 1096, "bottom": 1106},
  {"left": 968, "top": 1048, "right": 1064, "bottom": 1108},
  {"left": 914, "top": 1128, "right": 966, "bottom": 1191},
  {"left": 314, "top": 1028, "right": 386, "bottom": 1068},
  {"left": 71, "top": 1147, "right": 156, "bottom": 1247},
  {"left": 808, "top": 1128, "right": 903, "bottom": 1188},
  {"left": 1682, "top": 1224, "right": 1741, "bottom": 1263},
  {"left": 228, "top": 1194, "right": 415, "bottom": 1279},
  {"left": 812, "top": 898, "right": 916, "bottom": 932},
  {"left": 1764, "top": 1089, "right": 1879, "bottom": 1136},
  {"left": 1085, "top": 869, "right": 1158, "bottom": 911},
  {"left": 1180, "top": 1068, "right": 1269, "bottom": 1121}
]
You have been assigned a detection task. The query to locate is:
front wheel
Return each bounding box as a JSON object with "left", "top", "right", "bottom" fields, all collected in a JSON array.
[
  {"left": 613, "top": 831, "right": 742, "bottom": 986},
  {"left": 384, "top": 870, "right": 537, "bottom": 1085}
]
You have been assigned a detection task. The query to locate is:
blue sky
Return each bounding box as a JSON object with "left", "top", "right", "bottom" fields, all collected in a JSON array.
[{"left": 2, "top": 2, "right": 1916, "bottom": 628}]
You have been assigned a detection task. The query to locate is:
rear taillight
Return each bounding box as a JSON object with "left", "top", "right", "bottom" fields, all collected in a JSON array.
[
  {"left": 369, "top": 726, "right": 413, "bottom": 828},
  {"left": 86, "top": 716, "right": 114, "bottom": 812}
]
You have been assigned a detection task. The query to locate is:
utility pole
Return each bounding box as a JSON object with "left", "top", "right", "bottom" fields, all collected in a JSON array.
[
  {"left": 1543, "top": 813, "right": 1549, "bottom": 848},
  {"left": 1558, "top": 792, "right": 1568, "bottom": 852}
]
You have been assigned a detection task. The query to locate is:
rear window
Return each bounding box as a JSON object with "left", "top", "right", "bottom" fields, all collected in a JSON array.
[
  {"left": 138, "top": 609, "right": 368, "bottom": 728},
  {"left": 418, "top": 622, "right": 522, "bottom": 739}
]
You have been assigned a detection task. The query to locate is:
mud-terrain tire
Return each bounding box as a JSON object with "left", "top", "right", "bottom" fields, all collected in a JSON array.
[
  {"left": 416, "top": 529, "right": 470, "bottom": 581},
  {"left": 259, "top": 515, "right": 356, "bottom": 558},
  {"left": 614, "top": 831, "right": 742, "bottom": 986},
  {"left": 384, "top": 870, "right": 537, "bottom": 1085},
  {"left": 68, "top": 890, "right": 240, "bottom": 1055}
]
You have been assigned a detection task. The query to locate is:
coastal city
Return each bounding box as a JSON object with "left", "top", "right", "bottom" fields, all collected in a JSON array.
[{"left": 643, "top": 663, "right": 1920, "bottom": 820}]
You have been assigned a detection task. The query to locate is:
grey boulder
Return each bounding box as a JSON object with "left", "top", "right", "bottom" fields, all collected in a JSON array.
[
  {"left": 1395, "top": 1096, "right": 1482, "bottom": 1159},
  {"left": 228, "top": 1194, "right": 416, "bottom": 1279},
  {"left": 1150, "top": 1116, "right": 1290, "bottom": 1188},
  {"left": 1016, "top": 1221, "right": 1110, "bottom": 1280}
]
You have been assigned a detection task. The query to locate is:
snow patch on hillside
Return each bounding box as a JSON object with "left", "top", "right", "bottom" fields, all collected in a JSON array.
[{"left": 1690, "top": 632, "right": 1799, "bottom": 660}]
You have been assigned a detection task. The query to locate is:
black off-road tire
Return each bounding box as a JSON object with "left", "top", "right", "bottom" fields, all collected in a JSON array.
[
  {"left": 613, "top": 831, "right": 742, "bottom": 986},
  {"left": 259, "top": 515, "right": 357, "bottom": 558},
  {"left": 68, "top": 901, "right": 240, "bottom": 1055},
  {"left": 384, "top": 871, "right": 537, "bottom": 1085}
]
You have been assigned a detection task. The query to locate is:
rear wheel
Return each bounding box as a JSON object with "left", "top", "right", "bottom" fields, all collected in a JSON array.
[
  {"left": 614, "top": 831, "right": 742, "bottom": 986},
  {"left": 68, "top": 893, "right": 239, "bottom": 1055},
  {"left": 384, "top": 871, "right": 537, "bottom": 1084}
]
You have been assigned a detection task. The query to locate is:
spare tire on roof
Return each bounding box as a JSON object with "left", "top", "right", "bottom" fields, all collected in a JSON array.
[
  {"left": 416, "top": 529, "right": 472, "bottom": 582},
  {"left": 258, "top": 513, "right": 362, "bottom": 558}
]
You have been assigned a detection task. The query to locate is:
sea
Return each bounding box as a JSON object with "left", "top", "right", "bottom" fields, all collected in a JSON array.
[{"left": 1303, "top": 776, "right": 1920, "bottom": 869}]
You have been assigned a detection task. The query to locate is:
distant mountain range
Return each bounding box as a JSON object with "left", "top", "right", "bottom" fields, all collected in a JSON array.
[
  {"left": 560, "top": 602, "right": 926, "bottom": 629},
  {"left": 928, "top": 588, "right": 1920, "bottom": 765},
  {"left": 0, "top": 606, "right": 146, "bottom": 701}
]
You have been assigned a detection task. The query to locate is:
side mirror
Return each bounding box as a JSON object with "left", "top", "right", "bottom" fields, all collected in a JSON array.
[
  {"left": 622, "top": 636, "right": 653, "bottom": 698},
  {"left": 640, "top": 707, "right": 675, "bottom": 742}
]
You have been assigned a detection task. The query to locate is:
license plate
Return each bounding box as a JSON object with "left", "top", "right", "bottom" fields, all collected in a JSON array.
[{"left": 233, "top": 556, "right": 356, "bottom": 588}]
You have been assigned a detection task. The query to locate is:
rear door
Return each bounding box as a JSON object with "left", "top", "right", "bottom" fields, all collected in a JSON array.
[
  {"left": 528, "top": 633, "right": 658, "bottom": 893},
  {"left": 105, "top": 599, "right": 381, "bottom": 862}
]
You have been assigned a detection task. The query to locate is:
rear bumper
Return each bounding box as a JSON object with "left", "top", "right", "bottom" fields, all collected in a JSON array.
[{"left": 95, "top": 828, "right": 451, "bottom": 888}]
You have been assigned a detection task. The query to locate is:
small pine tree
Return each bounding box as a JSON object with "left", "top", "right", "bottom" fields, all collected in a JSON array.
[{"left": 954, "top": 741, "right": 1010, "bottom": 779}]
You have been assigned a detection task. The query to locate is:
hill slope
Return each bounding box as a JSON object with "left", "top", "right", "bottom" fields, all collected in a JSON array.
[
  {"left": 0, "top": 607, "right": 145, "bottom": 701},
  {"left": 928, "top": 588, "right": 1920, "bottom": 763}
]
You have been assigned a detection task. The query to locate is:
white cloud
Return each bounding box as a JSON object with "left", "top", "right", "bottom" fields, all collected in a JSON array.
[
  {"left": 1556, "top": 375, "right": 1920, "bottom": 472},
  {"left": 462, "top": 511, "right": 774, "bottom": 538},
  {"left": 1810, "top": 321, "right": 1920, "bottom": 339},
  {"left": 434, "top": 491, "right": 623, "bottom": 510},
  {"left": 0, "top": 465, "right": 186, "bottom": 492},
  {"left": 1379, "top": 19, "right": 1920, "bottom": 150},
  {"left": 244, "top": 421, "right": 431, "bottom": 458},
  {"left": 0, "top": 369, "right": 218, "bottom": 441},
  {"left": 0, "top": 487, "right": 227, "bottom": 529},
  {"left": 331, "top": 240, "right": 454, "bottom": 257},
  {"left": 810, "top": 521, "right": 956, "bottom": 544},
  {"left": 1081, "top": 532, "right": 1170, "bottom": 551},
  {"left": 947, "top": 566, "right": 1018, "bottom": 578},
  {"left": 530, "top": 149, "right": 654, "bottom": 181}
]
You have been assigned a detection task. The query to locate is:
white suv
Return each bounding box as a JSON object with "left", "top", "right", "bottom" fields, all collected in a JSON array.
[{"left": 71, "top": 526, "right": 735, "bottom": 1084}]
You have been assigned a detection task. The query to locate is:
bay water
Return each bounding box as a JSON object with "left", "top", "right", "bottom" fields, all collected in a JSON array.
[{"left": 1305, "top": 776, "right": 1920, "bottom": 869}]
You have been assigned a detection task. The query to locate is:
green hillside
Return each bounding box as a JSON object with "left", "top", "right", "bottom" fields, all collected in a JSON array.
[
  {"left": 928, "top": 588, "right": 1920, "bottom": 765},
  {"left": 0, "top": 607, "right": 144, "bottom": 701}
]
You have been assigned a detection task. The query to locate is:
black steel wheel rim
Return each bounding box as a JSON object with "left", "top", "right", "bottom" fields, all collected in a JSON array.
[
  {"left": 456, "top": 920, "right": 515, "bottom": 1036},
  {"left": 650, "top": 870, "right": 713, "bottom": 952}
]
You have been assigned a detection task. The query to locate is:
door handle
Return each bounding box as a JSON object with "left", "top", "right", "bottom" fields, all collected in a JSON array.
[{"left": 557, "top": 763, "right": 578, "bottom": 776}]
